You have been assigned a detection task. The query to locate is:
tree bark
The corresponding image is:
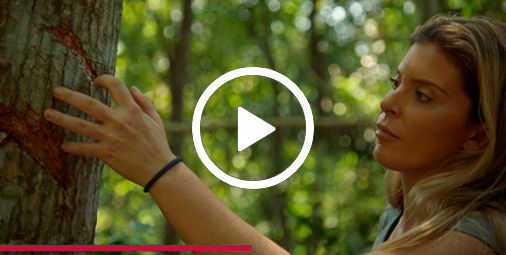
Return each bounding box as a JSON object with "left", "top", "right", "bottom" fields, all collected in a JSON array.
[{"left": 0, "top": 0, "right": 122, "bottom": 251}]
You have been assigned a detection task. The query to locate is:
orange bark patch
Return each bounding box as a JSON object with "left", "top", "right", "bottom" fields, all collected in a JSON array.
[
  {"left": 35, "top": 23, "right": 97, "bottom": 80},
  {"left": 0, "top": 101, "right": 71, "bottom": 189}
]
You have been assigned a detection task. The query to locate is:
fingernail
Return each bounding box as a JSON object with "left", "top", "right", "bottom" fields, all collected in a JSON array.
[
  {"left": 53, "top": 87, "right": 63, "bottom": 96},
  {"left": 132, "top": 86, "right": 140, "bottom": 93},
  {"left": 45, "top": 109, "right": 54, "bottom": 119}
]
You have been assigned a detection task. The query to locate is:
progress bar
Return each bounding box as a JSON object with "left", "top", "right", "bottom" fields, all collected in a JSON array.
[{"left": 0, "top": 245, "right": 253, "bottom": 252}]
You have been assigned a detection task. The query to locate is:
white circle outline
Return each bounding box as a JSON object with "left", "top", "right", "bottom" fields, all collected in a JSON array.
[{"left": 192, "top": 67, "right": 314, "bottom": 189}]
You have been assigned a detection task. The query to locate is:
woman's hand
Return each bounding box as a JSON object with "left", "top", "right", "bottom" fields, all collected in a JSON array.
[
  {"left": 44, "top": 74, "right": 175, "bottom": 187},
  {"left": 45, "top": 75, "right": 294, "bottom": 254}
]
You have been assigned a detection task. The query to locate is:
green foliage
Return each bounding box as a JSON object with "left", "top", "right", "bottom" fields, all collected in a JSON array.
[{"left": 95, "top": 0, "right": 506, "bottom": 254}]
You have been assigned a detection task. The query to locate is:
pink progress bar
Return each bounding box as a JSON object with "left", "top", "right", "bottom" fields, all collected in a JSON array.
[{"left": 0, "top": 245, "right": 253, "bottom": 252}]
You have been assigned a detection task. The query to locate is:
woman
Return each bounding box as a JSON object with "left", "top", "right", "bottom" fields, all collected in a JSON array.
[{"left": 43, "top": 14, "right": 505, "bottom": 254}]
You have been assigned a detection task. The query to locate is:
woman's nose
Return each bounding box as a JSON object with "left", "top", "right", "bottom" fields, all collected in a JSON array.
[{"left": 379, "top": 89, "right": 401, "bottom": 118}]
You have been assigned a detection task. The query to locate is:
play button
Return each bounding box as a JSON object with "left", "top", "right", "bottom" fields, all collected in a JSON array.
[
  {"left": 192, "top": 67, "right": 314, "bottom": 189},
  {"left": 238, "top": 107, "right": 276, "bottom": 152}
]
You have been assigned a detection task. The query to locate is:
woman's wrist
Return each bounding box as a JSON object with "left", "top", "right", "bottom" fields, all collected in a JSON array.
[
  {"left": 145, "top": 160, "right": 189, "bottom": 194},
  {"left": 143, "top": 157, "right": 184, "bottom": 193},
  {"left": 136, "top": 152, "right": 177, "bottom": 188}
]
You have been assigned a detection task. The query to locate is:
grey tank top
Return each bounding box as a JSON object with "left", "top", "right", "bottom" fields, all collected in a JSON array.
[{"left": 372, "top": 204, "right": 499, "bottom": 254}]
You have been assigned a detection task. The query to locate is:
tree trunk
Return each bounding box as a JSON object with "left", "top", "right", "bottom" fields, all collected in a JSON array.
[
  {"left": 164, "top": 0, "right": 192, "bottom": 251},
  {"left": 309, "top": 0, "right": 330, "bottom": 117},
  {"left": 246, "top": 4, "right": 293, "bottom": 250},
  {"left": 415, "top": 0, "right": 443, "bottom": 24},
  {"left": 0, "top": 0, "right": 122, "bottom": 251}
]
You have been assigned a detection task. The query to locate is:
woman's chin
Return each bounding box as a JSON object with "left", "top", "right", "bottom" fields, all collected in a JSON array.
[
  {"left": 373, "top": 143, "right": 401, "bottom": 171},
  {"left": 372, "top": 143, "right": 386, "bottom": 163}
]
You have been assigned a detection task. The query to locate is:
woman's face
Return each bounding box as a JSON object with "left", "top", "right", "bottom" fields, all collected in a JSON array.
[{"left": 373, "top": 42, "right": 478, "bottom": 178}]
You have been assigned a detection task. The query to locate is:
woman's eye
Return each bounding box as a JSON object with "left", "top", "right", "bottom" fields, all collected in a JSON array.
[
  {"left": 390, "top": 77, "right": 399, "bottom": 90},
  {"left": 390, "top": 77, "right": 432, "bottom": 102},
  {"left": 415, "top": 91, "right": 431, "bottom": 102}
]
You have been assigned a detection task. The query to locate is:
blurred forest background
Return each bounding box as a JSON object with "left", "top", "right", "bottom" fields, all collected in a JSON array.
[{"left": 93, "top": 0, "right": 506, "bottom": 254}]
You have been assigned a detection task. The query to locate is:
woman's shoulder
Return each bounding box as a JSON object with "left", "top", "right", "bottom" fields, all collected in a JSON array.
[
  {"left": 366, "top": 230, "right": 497, "bottom": 255},
  {"left": 372, "top": 204, "right": 403, "bottom": 249},
  {"left": 372, "top": 204, "right": 499, "bottom": 255},
  {"left": 454, "top": 215, "right": 499, "bottom": 254},
  {"left": 378, "top": 204, "right": 402, "bottom": 228}
]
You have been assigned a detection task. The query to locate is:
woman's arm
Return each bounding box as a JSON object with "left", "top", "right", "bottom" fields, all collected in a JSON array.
[
  {"left": 149, "top": 162, "right": 290, "bottom": 255},
  {"left": 44, "top": 75, "right": 290, "bottom": 255}
]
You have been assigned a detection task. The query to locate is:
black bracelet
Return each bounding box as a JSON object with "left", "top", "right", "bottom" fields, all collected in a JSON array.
[{"left": 143, "top": 157, "right": 183, "bottom": 193}]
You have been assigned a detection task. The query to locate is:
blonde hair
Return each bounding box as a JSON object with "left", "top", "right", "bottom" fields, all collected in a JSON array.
[{"left": 376, "top": 14, "right": 506, "bottom": 254}]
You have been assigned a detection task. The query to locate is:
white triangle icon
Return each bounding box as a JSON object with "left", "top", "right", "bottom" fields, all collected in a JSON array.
[{"left": 238, "top": 107, "right": 276, "bottom": 152}]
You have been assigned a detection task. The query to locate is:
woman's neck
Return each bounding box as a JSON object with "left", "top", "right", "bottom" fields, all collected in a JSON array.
[
  {"left": 397, "top": 172, "right": 425, "bottom": 234},
  {"left": 393, "top": 163, "right": 455, "bottom": 237}
]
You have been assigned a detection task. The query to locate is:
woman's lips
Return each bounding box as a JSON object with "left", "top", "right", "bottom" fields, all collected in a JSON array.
[{"left": 376, "top": 124, "right": 400, "bottom": 141}]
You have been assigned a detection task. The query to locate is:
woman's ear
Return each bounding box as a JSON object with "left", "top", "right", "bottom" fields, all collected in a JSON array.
[{"left": 463, "top": 124, "right": 490, "bottom": 151}]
